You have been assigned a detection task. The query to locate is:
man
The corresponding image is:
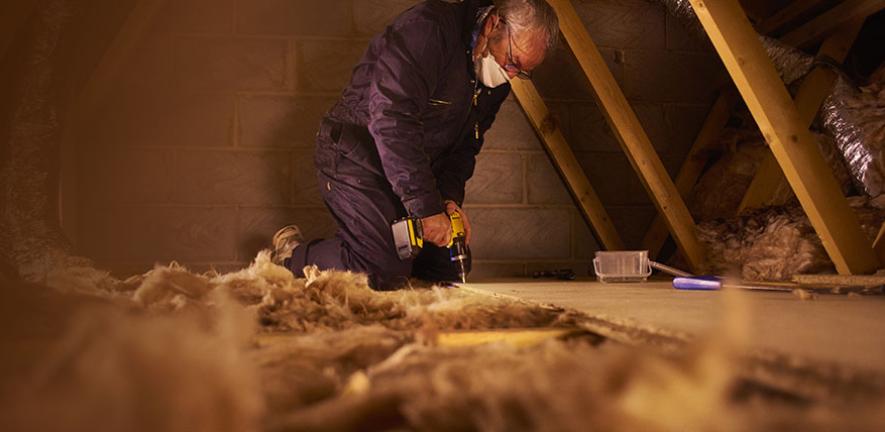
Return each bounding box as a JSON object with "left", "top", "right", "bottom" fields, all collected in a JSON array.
[{"left": 273, "top": 0, "right": 559, "bottom": 290}]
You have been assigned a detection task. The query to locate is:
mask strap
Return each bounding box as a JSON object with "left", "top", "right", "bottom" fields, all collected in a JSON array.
[{"left": 471, "top": 6, "right": 495, "bottom": 49}]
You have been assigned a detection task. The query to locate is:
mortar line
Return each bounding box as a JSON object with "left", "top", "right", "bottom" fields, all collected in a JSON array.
[
  {"left": 521, "top": 153, "right": 529, "bottom": 205},
  {"left": 99, "top": 203, "right": 327, "bottom": 210},
  {"left": 236, "top": 90, "right": 340, "bottom": 97},
  {"left": 232, "top": 89, "right": 240, "bottom": 148},
  {"left": 173, "top": 32, "right": 371, "bottom": 43},
  {"left": 285, "top": 38, "right": 297, "bottom": 91},
  {"left": 117, "top": 145, "right": 313, "bottom": 152}
]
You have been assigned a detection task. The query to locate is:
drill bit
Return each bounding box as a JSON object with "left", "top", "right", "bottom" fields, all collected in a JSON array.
[{"left": 458, "top": 259, "right": 467, "bottom": 283}]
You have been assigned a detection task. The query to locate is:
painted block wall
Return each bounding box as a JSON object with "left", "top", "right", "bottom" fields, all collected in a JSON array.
[{"left": 76, "top": 0, "right": 723, "bottom": 277}]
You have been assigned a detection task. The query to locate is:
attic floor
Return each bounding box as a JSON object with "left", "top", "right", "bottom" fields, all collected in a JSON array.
[{"left": 459, "top": 278, "right": 885, "bottom": 374}]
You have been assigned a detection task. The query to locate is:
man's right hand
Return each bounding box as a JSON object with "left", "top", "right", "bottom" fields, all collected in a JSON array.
[{"left": 421, "top": 212, "right": 452, "bottom": 247}]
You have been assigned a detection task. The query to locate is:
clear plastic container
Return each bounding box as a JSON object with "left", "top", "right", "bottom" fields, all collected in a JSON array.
[{"left": 593, "top": 250, "right": 652, "bottom": 283}]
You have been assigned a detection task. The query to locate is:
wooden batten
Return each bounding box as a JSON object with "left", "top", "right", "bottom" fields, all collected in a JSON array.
[
  {"left": 546, "top": 0, "right": 707, "bottom": 272},
  {"left": 756, "top": 0, "right": 831, "bottom": 35},
  {"left": 689, "top": 0, "right": 880, "bottom": 274},
  {"left": 782, "top": 0, "right": 885, "bottom": 47},
  {"left": 511, "top": 80, "right": 625, "bottom": 251}
]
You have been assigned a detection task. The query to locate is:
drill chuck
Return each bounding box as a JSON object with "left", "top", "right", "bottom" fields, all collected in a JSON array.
[{"left": 447, "top": 211, "right": 469, "bottom": 283}]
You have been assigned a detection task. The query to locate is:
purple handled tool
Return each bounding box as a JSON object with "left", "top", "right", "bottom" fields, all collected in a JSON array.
[{"left": 673, "top": 276, "right": 795, "bottom": 293}]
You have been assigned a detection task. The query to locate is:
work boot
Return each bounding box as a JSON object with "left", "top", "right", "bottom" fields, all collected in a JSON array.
[{"left": 271, "top": 224, "right": 303, "bottom": 266}]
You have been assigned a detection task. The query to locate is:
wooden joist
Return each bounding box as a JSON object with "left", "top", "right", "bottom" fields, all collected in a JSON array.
[
  {"left": 511, "top": 80, "right": 625, "bottom": 250},
  {"left": 738, "top": 19, "right": 865, "bottom": 213},
  {"left": 689, "top": 0, "right": 880, "bottom": 275},
  {"left": 642, "top": 88, "right": 738, "bottom": 259},
  {"left": 756, "top": 0, "right": 831, "bottom": 35},
  {"left": 59, "top": 0, "right": 168, "bottom": 243},
  {"left": 547, "top": 0, "right": 707, "bottom": 272},
  {"left": 782, "top": 0, "right": 885, "bottom": 48}
]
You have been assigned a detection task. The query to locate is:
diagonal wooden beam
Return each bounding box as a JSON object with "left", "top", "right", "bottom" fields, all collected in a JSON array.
[
  {"left": 757, "top": 0, "right": 831, "bottom": 35},
  {"left": 547, "top": 0, "right": 707, "bottom": 272},
  {"left": 640, "top": 1, "right": 854, "bottom": 259},
  {"left": 738, "top": 19, "right": 865, "bottom": 213},
  {"left": 875, "top": 223, "right": 885, "bottom": 265},
  {"left": 782, "top": 0, "right": 885, "bottom": 48},
  {"left": 642, "top": 88, "right": 738, "bottom": 259},
  {"left": 510, "top": 80, "right": 625, "bottom": 250},
  {"left": 689, "top": 0, "right": 880, "bottom": 274},
  {"left": 59, "top": 0, "right": 168, "bottom": 244}
]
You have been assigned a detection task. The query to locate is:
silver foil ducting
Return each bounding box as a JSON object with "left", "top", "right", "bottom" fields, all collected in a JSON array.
[
  {"left": 822, "top": 74, "right": 885, "bottom": 198},
  {"left": 648, "top": 1, "right": 814, "bottom": 85},
  {"left": 759, "top": 36, "right": 814, "bottom": 85}
]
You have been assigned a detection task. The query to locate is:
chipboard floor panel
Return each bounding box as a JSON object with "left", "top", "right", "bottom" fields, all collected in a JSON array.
[{"left": 461, "top": 278, "right": 885, "bottom": 373}]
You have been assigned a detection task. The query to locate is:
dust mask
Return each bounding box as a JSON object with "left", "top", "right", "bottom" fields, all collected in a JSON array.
[{"left": 475, "top": 52, "right": 510, "bottom": 88}]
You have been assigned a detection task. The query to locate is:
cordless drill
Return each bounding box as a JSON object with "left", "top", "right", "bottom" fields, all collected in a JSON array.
[{"left": 392, "top": 211, "right": 469, "bottom": 283}]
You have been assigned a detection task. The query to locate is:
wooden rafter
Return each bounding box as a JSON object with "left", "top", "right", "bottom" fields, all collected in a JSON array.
[
  {"left": 782, "top": 0, "right": 885, "bottom": 48},
  {"left": 546, "top": 0, "right": 707, "bottom": 272},
  {"left": 642, "top": 88, "right": 738, "bottom": 259},
  {"left": 511, "top": 80, "right": 625, "bottom": 250},
  {"left": 641, "top": 0, "right": 851, "bottom": 259},
  {"left": 59, "top": 0, "right": 168, "bottom": 243},
  {"left": 757, "top": 0, "right": 831, "bottom": 35},
  {"left": 738, "top": 19, "right": 866, "bottom": 212},
  {"left": 689, "top": 0, "right": 880, "bottom": 274}
]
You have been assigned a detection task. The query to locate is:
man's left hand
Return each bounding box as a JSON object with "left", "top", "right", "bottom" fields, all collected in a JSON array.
[{"left": 445, "top": 200, "right": 471, "bottom": 246}]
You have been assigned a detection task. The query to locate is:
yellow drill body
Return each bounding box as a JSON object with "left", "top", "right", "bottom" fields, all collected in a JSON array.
[
  {"left": 447, "top": 211, "right": 469, "bottom": 283},
  {"left": 391, "top": 211, "right": 470, "bottom": 283}
]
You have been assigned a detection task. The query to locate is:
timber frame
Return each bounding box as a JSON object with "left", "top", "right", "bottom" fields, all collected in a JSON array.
[{"left": 514, "top": 0, "right": 883, "bottom": 275}]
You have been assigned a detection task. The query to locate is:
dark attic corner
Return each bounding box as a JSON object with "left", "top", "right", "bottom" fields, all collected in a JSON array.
[{"left": 1, "top": 0, "right": 885, "bottom": 430}]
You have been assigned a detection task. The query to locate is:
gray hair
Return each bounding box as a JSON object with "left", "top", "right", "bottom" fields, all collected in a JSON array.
[{"left": 493, "top": 0, "right": 560, "bottom": 52}]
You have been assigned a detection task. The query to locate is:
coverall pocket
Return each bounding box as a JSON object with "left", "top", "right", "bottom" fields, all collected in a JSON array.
[{"left": 332, "top": 123, "right": 386, "bottom": 189}]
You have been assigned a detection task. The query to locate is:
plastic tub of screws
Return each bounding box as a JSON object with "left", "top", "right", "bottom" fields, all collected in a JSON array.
[{"left": 593, "top": 250, "right": 652, "bottom": 283}]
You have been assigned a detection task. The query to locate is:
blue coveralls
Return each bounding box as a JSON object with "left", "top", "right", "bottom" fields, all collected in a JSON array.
[{"left": 288, "top": 0, "right": 510, "bottom": 289}]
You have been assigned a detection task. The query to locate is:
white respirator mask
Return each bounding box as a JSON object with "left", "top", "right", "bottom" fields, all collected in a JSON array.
[{"left": 475, "top": 52, "right": 510, "bottom": 88}]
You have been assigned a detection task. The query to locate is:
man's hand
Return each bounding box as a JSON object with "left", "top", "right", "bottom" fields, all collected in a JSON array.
[
  {"left": 421, "top": 212, "right": 452, "bottom": 247},
  {"left": 445, "top": 200, "right": 471, "bottom": 246}
]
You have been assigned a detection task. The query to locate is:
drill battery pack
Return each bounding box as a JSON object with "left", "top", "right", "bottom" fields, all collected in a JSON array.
[
  {"left": 392, "top": 217, "right": 423, "bottom": 260},
  {"left": 391, "top": 212, "right": 470, "bottom": 282}
]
